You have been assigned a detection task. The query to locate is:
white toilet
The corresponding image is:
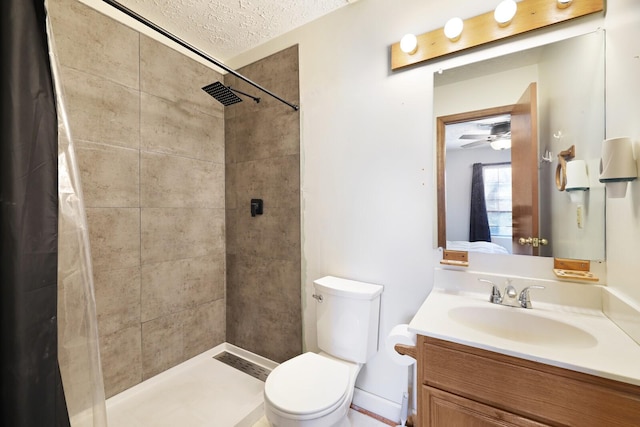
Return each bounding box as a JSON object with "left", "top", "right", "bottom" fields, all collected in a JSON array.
[{"left": 263, "top": 276, "right": 383, "bottom": 427}]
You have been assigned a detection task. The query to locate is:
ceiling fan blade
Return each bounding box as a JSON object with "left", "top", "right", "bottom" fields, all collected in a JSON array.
[
  {"left": 459, "top": 134, "right": 490, "bottom": 139},
  {"left": 460, "top": 139, "right": 490, "bottom": 149}
]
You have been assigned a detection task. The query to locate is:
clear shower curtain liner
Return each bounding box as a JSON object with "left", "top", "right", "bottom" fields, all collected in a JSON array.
[{"left": 46, "top": 1, "right": 108, "bottom": 425}]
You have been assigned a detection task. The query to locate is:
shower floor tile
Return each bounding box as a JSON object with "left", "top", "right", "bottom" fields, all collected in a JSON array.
[
  {"left": 106, "top": 344, "right": 391, "bottom": 427},
  {"left": 106, "top": 345, "right": 266, "bottom": 427}
]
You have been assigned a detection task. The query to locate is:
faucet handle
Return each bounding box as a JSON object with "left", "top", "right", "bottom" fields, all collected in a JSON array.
[
  {"left": 478, "top": 279, "right": 502, "bottom": 304},
  {"left": 518, "top": 285, "right": 545, "bottom": 309}
]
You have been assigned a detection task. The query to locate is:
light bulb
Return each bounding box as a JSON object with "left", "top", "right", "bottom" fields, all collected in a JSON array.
[
  {"left": 494, "top": 0, "right": 517, "bottom": 27},
  {"left": 444, "top": 17, "right": 464, "bottom": 41},
  {"left": 400, "top": 34, "right": 418, "bottom": 54},
  {"left": 557, "top": 0, "right": 572, "bottom": 9}
]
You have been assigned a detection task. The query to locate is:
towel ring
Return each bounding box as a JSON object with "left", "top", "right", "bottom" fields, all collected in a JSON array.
[
  {"left": 555, "top": 156, "right": 567, "bottom": 191},
  {"left": 555, "top": 145, "right": 576, "bottom": 191}
]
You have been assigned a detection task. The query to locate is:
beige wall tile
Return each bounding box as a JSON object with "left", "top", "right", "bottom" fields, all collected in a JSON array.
[
  {"left": 224, "top": 46, "right": 299, "bottom": 113},
  {"left": 182, "top": 299, "right": 226, "bottom": 360},
  {"left": 140, "top": 93, "right": 224, "bottom": 162},
  {"left": 225, "top": 46, "right": 301, "bottom": 364},
  {"left": 86, "top": 208, "right": 140, "bottom": 272},
  {"left": 76, "top": 140, "right": 139, "bottom": 208},
  {"left": 233, "top": 207, "right": 300, "bottom": 261},
  {"left": 141, "top": 208, "right": 224, "bottom": 264},
  {"left": 224, "top": 117, "right": 237, "bottom": 164},
  {"left": 225, "top": 163, "right": 237, "bottom": 210},
  {"left": 100, "top": 326, "right": 142, "bottom": 398},
  {"left": 54, "top": 0, "right": 230, "bottom": 398},
  {"left": 141, "top": 256, "right": 225, "bottom": 322},
  {"left": 140, "top": 151, "right": 224, "bottom": 208},
  {"left": 225, "top": 209, "right": 238, "bottom": 256},
  {"left": 140, "top": 35, "right": 224, "bottom": 118},
  {"left": 61, "top": 66, "right": 140, "bottom": 149},
  {"left": 231, "top": 108, "right": 300, "bottom": 162},
  {"left": 94, "top": 267, "right": 141, "bottom": 337},
  {"left": 235, "top": 154, "right": 300, "bottom": 210},
  {"left": 226, "top": 255, "right": 301, "bottom": 362},
  {"left": 48, "top": 0, "right": 139, "bottom": 90},
  {"left": 141, "top": 313, "right": 183, "bottom": 379}
]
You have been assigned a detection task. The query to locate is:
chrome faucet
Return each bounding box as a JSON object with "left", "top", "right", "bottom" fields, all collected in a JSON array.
[
  {"left": 501, "top": 280, "right": 519, "bottom": 307},
  {"left": 478, "top": 279, "right": 545, "bottom": 309}
]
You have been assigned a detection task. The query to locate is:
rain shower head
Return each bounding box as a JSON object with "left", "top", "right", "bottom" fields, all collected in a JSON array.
[{"left": 202, "top": 82, "right": 260, "bottom": 106}]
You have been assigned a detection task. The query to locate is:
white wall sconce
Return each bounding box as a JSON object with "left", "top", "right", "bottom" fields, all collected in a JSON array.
[
  {"left": 565, "top": 159, "right": 590, "bottom": 204},
  {"left": 444, "top": 17, "right": 464, "bottom": 41},
  {"left": 400, "top": 33, "right": 418, "bottom": 54},
  {"left": 494, "top": 0, "right": 518, "bottom": 27},
  {"left": 557, "top": 0, "right": 573, "bottom": 9},
  {"left": 599, "top": 137, "right": 638, "bottom": 198}
]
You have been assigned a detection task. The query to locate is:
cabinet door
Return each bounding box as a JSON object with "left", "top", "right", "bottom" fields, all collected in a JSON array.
[{"left": 422, "top": 386, "right": 549, "bottom": 427}]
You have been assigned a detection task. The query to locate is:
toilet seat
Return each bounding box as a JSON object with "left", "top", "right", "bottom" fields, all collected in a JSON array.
[{"left": 265, "top": 352, "right": 350, "bottom": 417}]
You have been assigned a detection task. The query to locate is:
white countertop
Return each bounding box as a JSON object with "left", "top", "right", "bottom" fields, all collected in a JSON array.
[{"left": 409, "top": 287, "right": 640, "bottom": 386}]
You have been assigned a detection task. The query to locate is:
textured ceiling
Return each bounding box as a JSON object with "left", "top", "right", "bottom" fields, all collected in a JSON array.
[{"left": 116, "top": 0, "right": 356, "bottom": 62}]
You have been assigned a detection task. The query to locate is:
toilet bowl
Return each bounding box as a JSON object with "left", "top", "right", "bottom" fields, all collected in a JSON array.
[
  {"left": 264, "top": 352, "right": 361, "bottom": 427},
  {"left": 263, "top": 276, "right": 383, "bottom": 427}
]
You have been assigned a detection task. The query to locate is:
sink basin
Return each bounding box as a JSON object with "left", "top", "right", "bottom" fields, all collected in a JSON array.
[{"left": 448, "top": 305, "right": 598, "bottom": 349}]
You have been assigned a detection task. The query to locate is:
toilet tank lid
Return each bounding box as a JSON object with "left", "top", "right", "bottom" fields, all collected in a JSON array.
[{"left": 313, "top": 276, "right": 383, "bottom": 300}]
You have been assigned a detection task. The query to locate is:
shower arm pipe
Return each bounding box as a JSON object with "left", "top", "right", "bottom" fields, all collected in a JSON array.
[
  {"left": 100, "top": 0, "right": 299, "bottom": 111},
  {"left": 229, "top": 86, "right": 260, "bottom": 103}
]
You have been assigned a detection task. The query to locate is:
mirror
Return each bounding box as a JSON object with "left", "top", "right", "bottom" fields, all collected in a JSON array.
[{"left": 434, "top": 31, "right": 606, "bottom": 260}]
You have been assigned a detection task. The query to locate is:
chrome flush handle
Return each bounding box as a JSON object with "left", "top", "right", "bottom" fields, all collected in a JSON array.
[{"left": 312, "top": 294, "right": 323, "bottom": 303}]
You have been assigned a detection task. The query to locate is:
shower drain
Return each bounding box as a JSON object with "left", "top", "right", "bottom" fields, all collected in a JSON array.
[{"left": 213, "top": 351, "right": 271, "bottom": 382}]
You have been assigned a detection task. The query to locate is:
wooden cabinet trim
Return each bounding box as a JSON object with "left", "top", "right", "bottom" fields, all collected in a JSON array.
[
  {"left": 418, "top": 335, "right": 640, "bottom": 427},
  {"left": 423, "top": 386, "right": 550, "bottom": 427}
]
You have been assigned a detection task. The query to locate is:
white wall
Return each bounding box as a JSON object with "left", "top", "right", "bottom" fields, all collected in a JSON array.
[
  {"left": 84, "top": 0, "right": 640, "bottom": 422},
  {"left": 605, "top": 0, "right": 640, "bottom": 307}
]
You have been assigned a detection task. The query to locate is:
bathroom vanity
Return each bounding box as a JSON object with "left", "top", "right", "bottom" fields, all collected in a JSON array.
[
  {"left": 405, "top": 270, "right": 640, "bottom": 427},
  {"left": 417, "top": 336, "right": 640, "bottom": 426}
]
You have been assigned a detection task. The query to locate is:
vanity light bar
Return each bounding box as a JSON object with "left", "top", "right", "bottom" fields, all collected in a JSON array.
[{"left": 391, "top": 0, "right": 604, "bottom": 71}]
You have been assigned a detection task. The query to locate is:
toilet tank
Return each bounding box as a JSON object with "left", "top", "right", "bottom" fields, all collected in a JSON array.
[{"left": 313, "top": 276, "right": 383, "bottom": 364}]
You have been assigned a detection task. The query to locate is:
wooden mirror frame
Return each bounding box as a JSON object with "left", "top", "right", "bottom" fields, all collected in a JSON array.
[{"left": 436, "top": 104, "right": 515, "bottom": 249}]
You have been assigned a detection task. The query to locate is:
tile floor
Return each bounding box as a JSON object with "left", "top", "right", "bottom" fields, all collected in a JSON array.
[{"left": 106, "top": 344, "right": 391, "bottom": 427}]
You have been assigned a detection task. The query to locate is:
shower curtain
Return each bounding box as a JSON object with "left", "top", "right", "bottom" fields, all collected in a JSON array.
[
  {"left": 1, "top": 0, "right": 69, "bottom": 425},
  {"left": 469, "top": 163, "right": 491, "bottom": 242},
  {"left": 2, "top": 0, "right": 107, "bottom": 425}
]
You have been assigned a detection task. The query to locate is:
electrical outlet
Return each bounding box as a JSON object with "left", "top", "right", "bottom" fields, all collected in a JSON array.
[{"left": 577, "top": 205, "right": 584, "bottom": 229}]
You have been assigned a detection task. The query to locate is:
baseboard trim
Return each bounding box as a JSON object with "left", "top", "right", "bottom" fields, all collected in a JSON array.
[{"left": 352, "top": 388, "right": 402, "bottom": 426}]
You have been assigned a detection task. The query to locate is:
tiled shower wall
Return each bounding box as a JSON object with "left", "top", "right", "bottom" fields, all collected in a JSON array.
[
  {"left": 225, "top": 46, "right": 302, "bottom": 363},
  {"left": 50, "top": 0, "right": 226, "bottom": 398}
]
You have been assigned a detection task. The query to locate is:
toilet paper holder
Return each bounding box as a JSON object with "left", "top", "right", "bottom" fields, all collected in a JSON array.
[{"left": 394, "top": 343, "right": 417, "bottom": 360}]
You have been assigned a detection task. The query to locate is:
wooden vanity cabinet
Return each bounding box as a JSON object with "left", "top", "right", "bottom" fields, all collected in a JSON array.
[{"left": 417, "top": 336, "right": 640, "bottom": 427}]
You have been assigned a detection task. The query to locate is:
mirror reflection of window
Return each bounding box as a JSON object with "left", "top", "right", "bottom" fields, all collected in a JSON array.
[{"left": 483, "top": 163, "right": 512, "bottom": 239}]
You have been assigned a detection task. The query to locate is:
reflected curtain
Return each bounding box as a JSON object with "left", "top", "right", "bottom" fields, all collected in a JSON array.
[
  {"left": 469, "top": 163, "right": 491, "bottom": 242},
  {"left": 1, "top": 0, "right": 70, "bottom": 426}
]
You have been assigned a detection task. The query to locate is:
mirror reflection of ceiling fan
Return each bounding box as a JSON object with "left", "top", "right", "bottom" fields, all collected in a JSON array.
[{"left": 460, "top": 121, "right": 512, "bottom": 150}]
